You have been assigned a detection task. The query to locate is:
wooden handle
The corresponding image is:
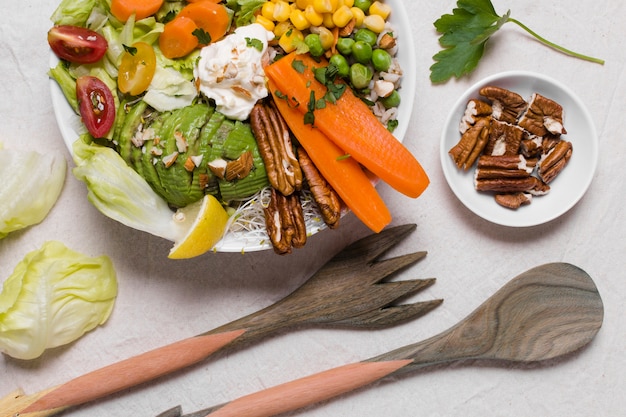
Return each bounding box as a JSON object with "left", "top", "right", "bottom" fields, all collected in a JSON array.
[
  {"left": 203, "top": 359, "right": 412, "bottom": 417},
  {"left": 12, "top": 330, "right": 245, "bottom": 416}
]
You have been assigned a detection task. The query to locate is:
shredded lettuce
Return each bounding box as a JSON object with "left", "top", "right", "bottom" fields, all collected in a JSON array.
[
  {"left": 0, "top": 145, "right": 66, "bottom": 239},
  {"left": 0, "top": 241, "right": 117, "bottom": 360},
  {"left": 72, "top": 137, "right": 181, "bottom": 241}
]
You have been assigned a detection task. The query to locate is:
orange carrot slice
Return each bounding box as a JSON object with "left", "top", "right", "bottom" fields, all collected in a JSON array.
[
  {"left": 265, "top": 52, "right": 430, "bottom": 199},
  {"left": 158, "top": 16, "right": 199, "bottom": 59},
  {"left": 110, "top": 0, "right": 164, "bottom": 22},
  {"left": 269, "top": 80, "right": 391, "bottom": 233},
  {"left": 178, "top": 1, "right": 231, "bottom": 44}
]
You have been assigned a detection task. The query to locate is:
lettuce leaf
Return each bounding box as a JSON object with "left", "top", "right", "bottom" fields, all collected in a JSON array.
[
  {"left": 72, "top": 137, "right": 181, "bottom": 241},
  {"left": 0, "top": 241, "right": 117, "bottom": 360},
  {"left": 0, "top": 145, "right": 66, "bottom": 239}
]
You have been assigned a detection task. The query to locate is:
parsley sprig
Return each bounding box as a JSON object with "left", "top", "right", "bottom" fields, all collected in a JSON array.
[{"left": 430, "top": 0, "right": 605, "bottom": 83}]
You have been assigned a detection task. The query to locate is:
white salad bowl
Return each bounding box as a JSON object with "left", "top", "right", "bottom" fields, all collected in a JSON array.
[
  {"left": 440, "top": 71, "right": 598, "bottom": 227},
  {"left": 50, "top": 0, "right": 416, "bottom": 252}
]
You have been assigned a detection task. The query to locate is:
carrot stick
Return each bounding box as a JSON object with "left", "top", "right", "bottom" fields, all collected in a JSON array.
[
  {"left": 269, "top": 80, "right": 392, "bottom": 233},
  {"left": 265, "top": 52, "right": 429, "bottom": 199},
  {"left": 158, "top": 16, "right": 199, "bottom": 59},
  {"left": 110, "top": 0, "right": 164, "bottom": 22},
  {"left": 178, "top": 1, "right": 231, "bottom": 44}
]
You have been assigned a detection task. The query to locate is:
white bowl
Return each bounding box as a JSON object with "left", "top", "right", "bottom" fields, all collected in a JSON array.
[
  {"left": 440, "top": 71, "right": 598, "bottom": 227},
  {"left": 50, "top": 0, "right": 416, "bottom": 252}
]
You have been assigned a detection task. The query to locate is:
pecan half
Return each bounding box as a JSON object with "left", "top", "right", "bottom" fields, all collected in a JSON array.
[
  {"left": 449, "top": 116, "right": 491, "bottom": 170},
  {"left": 251, "top": 101, "right": 303, "bottom": 195},
  {"left": 475, "top": 176, "right": 541, "bottom": 193},
  {"left": 518, "top": 93, "right": 567, "bottom": 136},
  {"left": 225, "top": 150, "right": 254, "bottom": 181},
  {"left": 264, "top": 188, "right": 307, "bottom": 255},
  {"left": 495, "top": 192, "right": 533, "bottom": 209},
  {"left": 459, "top": 99, "right": 492, "bottom": 134},
  {"left": 483, "top": 119, "right": 525, "bottom": 156},
  {"left": 479, "top": 86, "right": 527, "bottom": 124},
  {"left": 297, "top": 147, "right": 342, "bottom": 229},
  {"left": 538, "top": 140, "right": 573, "bottom": 183}
]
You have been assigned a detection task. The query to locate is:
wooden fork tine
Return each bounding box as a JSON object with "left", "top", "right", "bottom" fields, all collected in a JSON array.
[
  {"left": 330, "top": 224, "right": 417, "bottom": 265},
  {"left": 331, "top": 298, "right": 443, "bottom": 328},
  {"left": 364, "top": 251, "right": 428, "bottom": 285}
]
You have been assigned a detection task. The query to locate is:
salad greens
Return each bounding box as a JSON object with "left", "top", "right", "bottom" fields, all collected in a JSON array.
[
  {"left": 72, "top": 137, "right": 182, "bottom": 241},
  {"left": 0, "top": 144, "right": 66, "bottom": 239},
  {"left": 0, "top": 241, "right": 117, "bottom": 360},
  {"left": 430, "top": 0, "right": 605, "bottom": 83}
]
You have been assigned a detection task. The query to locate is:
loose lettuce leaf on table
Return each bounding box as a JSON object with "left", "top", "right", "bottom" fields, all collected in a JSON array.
[{"left": 0, "top": 241, "right": 117, "bottom": 360}]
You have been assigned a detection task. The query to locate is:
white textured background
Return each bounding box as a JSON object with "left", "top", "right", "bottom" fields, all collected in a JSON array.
[{"left": 1, "top": 0, "right": 624, "bottom": 416}]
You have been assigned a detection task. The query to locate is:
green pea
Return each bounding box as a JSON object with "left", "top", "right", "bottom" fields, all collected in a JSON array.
[
  {"left": 336, "top": 37, "right": 355, "bottom": 55},
  {"left": 329, "top": 54, "right": 350, "bottom": 78},
  {"left": 380, "top": 90, "right": 401, "bottom": 108},
  {"left": 304, "top": 33, "right": 324, "bottom": 57},
  {"left": 353, "top": 0, "right": 372, "bottom": 12},
  {"left": 372, "top": 48, "right": 392, "bottom": 72},
  {"left": 354, "top": 28, "right": 378, "bottom": 47},
  {"left": 351, "top": 40, "right": 373, "bottom": 64},
  {"left": 349, "top": 63, "right": 373, "bottom": 89}
]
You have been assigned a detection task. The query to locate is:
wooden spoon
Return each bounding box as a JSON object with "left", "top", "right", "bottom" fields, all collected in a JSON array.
[{"left": 174, "top": 262, "right": 603, "bottom": 417}]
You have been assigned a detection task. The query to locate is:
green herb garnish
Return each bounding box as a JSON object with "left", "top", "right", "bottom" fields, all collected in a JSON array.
[
  {"left": 193, "top": 28, "right": 212, "bottom": 45},
  {"left": 430, "top": 0, "right": 605, "bottom": 83},
  {"left": 245, "top": 37, "right": 263, "bottom": 52}
]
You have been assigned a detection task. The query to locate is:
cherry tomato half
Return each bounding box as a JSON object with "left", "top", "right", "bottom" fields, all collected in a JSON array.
[
  {"left": 118, "top": 42, "right": 157, "bottom": 96},
  {"left": 48, "top": 25, "right": 108, "bottom": 64},
  {"left": 76, "top": 76, "right": 116, "bottom": 138}
]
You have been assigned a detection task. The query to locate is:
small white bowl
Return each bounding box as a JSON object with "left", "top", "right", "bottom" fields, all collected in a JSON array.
[{"left": 440, "top": 71, "right": 598, "bottom": 227}]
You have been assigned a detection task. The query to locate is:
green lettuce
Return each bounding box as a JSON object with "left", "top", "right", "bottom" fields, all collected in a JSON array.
[
  {"left": 0, "top": 145, "right": 66, "bottom": 239},
  {"left": 0, "top": 241, "right": 117, "bottom": 360},
  {"left": 72, "top": 137, "right": 182, "bottom": 241}
]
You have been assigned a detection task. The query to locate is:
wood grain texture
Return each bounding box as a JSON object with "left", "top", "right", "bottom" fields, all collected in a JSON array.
[
  {"left": 3, "top": 224, "right": 440, "bottom": 417},
  {"left": 195, "top": 263, "right": 603, "bottom": 417}
]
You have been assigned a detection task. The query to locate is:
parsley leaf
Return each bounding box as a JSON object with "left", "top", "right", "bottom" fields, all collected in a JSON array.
[
  {"left": 430, "top": 0, "right": 605, "bottom": 83},
  {"left": 245, "top": 37, "right": 263, "bottom": 52},
  {"left": 193, "top": 28, "right": 212, "bottom": 45}
]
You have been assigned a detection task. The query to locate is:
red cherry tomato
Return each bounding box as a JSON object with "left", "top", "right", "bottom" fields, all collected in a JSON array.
[
  {"left": 118, "top": 42, "right": 157, "bottom": 96},
  {"left": 76, "top": 76, "right": 116, "bottom": 138},
  {"left": 48, "top": 25, "right": 108, "bottom": 64}
]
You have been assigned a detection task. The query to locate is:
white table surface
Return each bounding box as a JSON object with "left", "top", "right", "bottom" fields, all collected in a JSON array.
[{"left": 1, "top": 1, "right": 624, "bottom": 416}]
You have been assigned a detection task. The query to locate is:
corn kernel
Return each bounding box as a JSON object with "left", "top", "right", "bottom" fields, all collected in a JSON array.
[
  {"left": 273, "top": 20, "right": 293, "bottom": 37},
  {"left": 304, "top": 5, "right": 324, "bottom": 26},
  {"left": 273, "top": 1, "right": 292, "bottom": 22},
  {"left": 332, "top": 5, "right": 353, "bottom": 27},
  {"left": 289, "top": 9, "right": 311, "bottom": 30},
  {"left": 322, "top": 12, "right": 335, "bottom": 28},
  {"left": 261, "top": 1, "right": 276, "bottom": 21},
  {"left": 339, "top": 0, "right": 354, "bottom": 7},
  {"left": 309, "top": 26, "right": 334, "bottom": 49},
  {"left": 279, "top": 28, "right": 304, "bottom": 53},
  {"left": 255, "top": 15, "right": 276, "bottom": 32},
  {"left": 369, "top": 1, "right": 391, "bottom": 20},
  {"left": 295, "top": 0, "right": 311, "bottom": 8},
  {"left": 313, "top": 0, "right": 333, "bottom": 14},
  {"left": 349, "top": 6, "right": 365, "bottom": 26},
  {"left": 363, "top": 13, "right": 385, "bottom": 33}
]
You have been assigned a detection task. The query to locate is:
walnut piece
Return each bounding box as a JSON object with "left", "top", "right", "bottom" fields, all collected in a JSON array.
[
  {"left": 297, "top": 147, "right": 342, "bottom": 229},
  {"left": 264, "top": 188, "right": 307, "bottom": 255},
  {"left": 479, "top": 86, "right": 527, "bottom": 124},
  {"left": 250, "top": 101, "right": 303, "bottom": 196}
]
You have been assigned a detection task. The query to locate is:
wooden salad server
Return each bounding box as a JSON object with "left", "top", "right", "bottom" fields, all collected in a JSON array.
[
  {"left": 164, "top": 262, "right": 603, "bottom": 417},
  {"left": 1, "top": 224, "right": 442, "bottom": 417}
]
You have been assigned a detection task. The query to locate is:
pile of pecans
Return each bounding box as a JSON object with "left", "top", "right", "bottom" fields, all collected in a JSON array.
[
  {"left": 449, "top": 86, "right": 573, "bottom": 209},
  {"left": 250, "top": 99, "right": 342, "bottom": 254}
]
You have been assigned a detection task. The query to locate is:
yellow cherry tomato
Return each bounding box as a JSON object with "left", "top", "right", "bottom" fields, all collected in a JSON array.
[{"left": 118, "top": 42, "right": 157, "bottom": 96}]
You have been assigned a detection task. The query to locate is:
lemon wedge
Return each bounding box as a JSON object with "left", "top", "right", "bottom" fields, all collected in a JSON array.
[{"left": 168, "top": 194, "right": 230, "bottom": 259}]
